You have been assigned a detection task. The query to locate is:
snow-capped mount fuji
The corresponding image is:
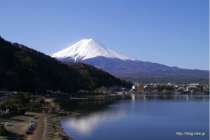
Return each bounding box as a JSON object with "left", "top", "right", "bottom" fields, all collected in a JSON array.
[
  {"left": 51, "top": 39, "right": 134, "bottom": 62},
  {"left": 51, "top": 39, "right": 209, "bottom": 83}
]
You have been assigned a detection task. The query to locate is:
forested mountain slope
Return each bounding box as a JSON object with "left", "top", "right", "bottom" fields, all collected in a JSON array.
[{"left": 0, "top": 36, "right": 132, "bottom": 92}]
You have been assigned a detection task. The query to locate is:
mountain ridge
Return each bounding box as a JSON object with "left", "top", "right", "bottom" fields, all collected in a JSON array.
[{"left": 52, "top": 39, "right": 209, "bottom": 83}]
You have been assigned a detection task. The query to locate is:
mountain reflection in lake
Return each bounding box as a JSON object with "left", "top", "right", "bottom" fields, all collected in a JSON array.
[{"left": 60, "top": 95, "right": 209, "bottom": 140}]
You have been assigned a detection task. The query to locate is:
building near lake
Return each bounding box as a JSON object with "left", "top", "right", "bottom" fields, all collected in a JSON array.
[
  {"left": 137, "top": 86, "right": 144, "bottom": 92},
  {"left": 186, "top": 86, "right": 197, "bottom": 92},
  {"left": 189, "top": 83, "right": 200, "bottom": 86},
  {"left": 144, "top": 84, "right": 155, "bottom": 92},
  {"left": 203, "top": 86, "right": 209, "bottom": 91},
  {"left": 132, "top": 85, "right": 137, "bottom": 91}
]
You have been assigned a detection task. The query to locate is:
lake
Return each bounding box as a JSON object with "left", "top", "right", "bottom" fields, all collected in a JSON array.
[{"left": 60, "top": 94, "right": 209, "bottom": 140}]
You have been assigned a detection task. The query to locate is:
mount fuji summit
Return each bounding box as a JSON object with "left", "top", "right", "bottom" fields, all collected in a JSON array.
[
  {"left": 51, "top": 39, "right": 134, "bottom": 62},
  {"left": 51, "top": 39, "right": 209, "bottom": 83}
]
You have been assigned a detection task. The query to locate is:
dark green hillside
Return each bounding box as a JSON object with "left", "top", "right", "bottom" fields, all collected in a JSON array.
[{"left": 0, "top": 36, "right": 132, "bottom": 92}]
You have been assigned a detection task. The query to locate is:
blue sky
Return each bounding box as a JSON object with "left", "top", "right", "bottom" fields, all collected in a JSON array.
[{"left": 0, "top": 0, "right": 209, "bottom": 70}]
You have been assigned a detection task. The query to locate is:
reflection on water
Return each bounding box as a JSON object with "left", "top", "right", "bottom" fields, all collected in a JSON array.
[
  {"left": 60, "top": 95, "right": 209, "bottom": 140},
  {"left": 62, "top": 109, "right": 127, "bottom": 136},
  {"left": 114, "top": 94, "right": 209, "bottom": 102},
  {"left": 56, "top": 98, "right": 115, "bottom": 112},
  {"left": 135, "top": 94, "right": 209, "bottom": 101}
]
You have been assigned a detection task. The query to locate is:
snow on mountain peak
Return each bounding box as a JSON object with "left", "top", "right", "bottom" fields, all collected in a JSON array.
[{"left": 51, "top": 39, "right": 135, "bottom": 61}]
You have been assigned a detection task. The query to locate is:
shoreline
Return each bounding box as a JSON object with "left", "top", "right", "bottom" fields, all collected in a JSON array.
[
  {"left": 43, "top": 111, "right": 80, "bottom": 140},
  {"left": 41, "top": 98, "right": 81, "bottom": 140},
  {"left": 43, "top": 113, "right": 73, "bottom": 140}
]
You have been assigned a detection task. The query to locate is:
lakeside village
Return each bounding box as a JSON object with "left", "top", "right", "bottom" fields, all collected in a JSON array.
[
  {"left": 0, "top": 82, "right": 208, "bottom": 139},
  {"left": 100, "top": 82, "right": 209, "bottom": 95},
  {"left": 0, "top": 82, "right": 209, "bottom": 100},
  {"left": 0, "top": 82, "right": 209, "bottom": 114},
  {"left": 130, "top": 82, "right": 209, "bottom": 94}
]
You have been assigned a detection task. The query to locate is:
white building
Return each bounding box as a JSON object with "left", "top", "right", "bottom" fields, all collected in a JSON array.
[{"left": 190, "top": 83, "right": 200, "bottom": 86}]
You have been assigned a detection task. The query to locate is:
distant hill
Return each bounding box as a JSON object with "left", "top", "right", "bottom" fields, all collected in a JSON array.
[
  {"left": 82, "top": 57, "right": 209, "bottom": 83},
  {"left": 52, "top": 39, "right": 209, "bottom": 83},
  {"left": 0, "top": 36, "right": 132, "bottom": 92}
]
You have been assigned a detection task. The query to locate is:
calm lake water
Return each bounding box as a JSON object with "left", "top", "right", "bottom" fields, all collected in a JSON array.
[{"left": 60, "top": 94, "right": 209, "bottom": 140}]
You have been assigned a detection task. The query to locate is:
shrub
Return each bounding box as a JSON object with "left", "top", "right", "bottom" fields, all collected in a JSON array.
[
  {"left": 0, "top": 125, "right": 8, "bottom": 136},
  {"left": 39, "top": 98, "right": 44, "bottom": 104},
  {"left": 16, "top": 109, "right": 25, "bottom": 115}
]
